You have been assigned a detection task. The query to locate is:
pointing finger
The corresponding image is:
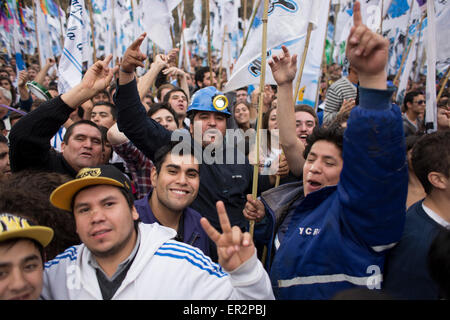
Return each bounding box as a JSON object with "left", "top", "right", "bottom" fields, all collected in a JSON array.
[
  {"left": 130, "top": 32, "right": 147, "bottom": 50},
  {"left": 353, "top": 1, "right": 362, "bottom": 27},
  {"left": 103, "top": 54, "right": 113, "bottom": 66}
]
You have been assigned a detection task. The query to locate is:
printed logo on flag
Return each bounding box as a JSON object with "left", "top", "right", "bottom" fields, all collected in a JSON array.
[
  {"left": 268, "top": 0, "right": 298, "bottom": 14},
  {"left": 248, "top": 50, "right": 272, "bottom": 78}
]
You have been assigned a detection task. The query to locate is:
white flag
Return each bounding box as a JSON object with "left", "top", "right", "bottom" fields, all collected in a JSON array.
[
  {"left": 58, "top": 0, "right": 88, "bottom": 94},
  {"left": 395, "top": 31, "right": 418, "bottom": 104},
  {"left": 35, "top": 0, "right": 53, "bottom": 68},
  {"left": 435, "top": 4, "right": 450, "bottom": 73},
  {"left": 141, "top": 0, "right": 181, "bottom": 52},
  {"left": 224, "top": 0, "right": 316, "bottom": 92},
  {"left": 296, "top": 0, "right": 330, "bottom": 106}
]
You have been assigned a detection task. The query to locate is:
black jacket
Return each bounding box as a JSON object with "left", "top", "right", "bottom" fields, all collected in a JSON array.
[{"left": 9, "top": 95, "right": 77, "bottom": 177}]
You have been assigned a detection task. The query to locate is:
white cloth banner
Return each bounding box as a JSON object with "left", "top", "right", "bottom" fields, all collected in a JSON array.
[
  {"left": 395, "top": 30, "right": 418, "bottom": 104},
  {"left": 35, "top": 0, "right": 53, "bottom": 68},
  {"left": 296, "top": 0, "right": 330, "bottom": 106},
  {"left": 58, "top": 0, "right": 88, "bottom": 94},
  {"left": 141, "top": 0, "right": 181, "bottom": 52},
  {"left": 435, "top": 5, "right": 450, "bottom": 73},
  {"left": 224, "top": 0, "right": 316, "bottom": 93}
]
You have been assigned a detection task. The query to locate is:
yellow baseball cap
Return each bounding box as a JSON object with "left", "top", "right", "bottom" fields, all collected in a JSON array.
[{"left": 0, "top": 214, "right": 54, "bottom": 247}]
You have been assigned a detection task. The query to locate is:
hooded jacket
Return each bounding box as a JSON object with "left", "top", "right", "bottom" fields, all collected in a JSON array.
[{"left": 41, "top": 223, "right": 274, "bottom": 300}]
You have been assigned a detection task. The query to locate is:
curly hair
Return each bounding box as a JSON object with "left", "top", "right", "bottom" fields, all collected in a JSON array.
[{"left": 0, "top": 170, "right": 80, "bottom": 261}]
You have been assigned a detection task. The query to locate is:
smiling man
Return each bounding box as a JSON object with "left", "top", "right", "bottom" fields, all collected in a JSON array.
[
  {"left": 42, "top": 164, "right": 274, "bottom": 300},
  {"left": 9, "top": 56, "right": 117, "bottom": 177},
  {"left": 134, "top": 142, "right": 211, "bottom": 256}
]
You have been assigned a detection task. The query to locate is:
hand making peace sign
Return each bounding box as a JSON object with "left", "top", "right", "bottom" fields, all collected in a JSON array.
[{"left": 200, "top": 201, "right": 255, "bottom": 272}]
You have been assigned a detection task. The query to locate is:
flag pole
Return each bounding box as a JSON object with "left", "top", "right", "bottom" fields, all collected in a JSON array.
[
  {"left": 243, "top": 0, "right": 248, "bottom": 40},
  {"left": 205, "top": 0, "right": 213, "bottom": 77},
  {"left": 240, "top": 0, "right": 262, "bottom": 56},
  {"left": 437, "top": 66, "right": 450, "bottom": 102},
  {"left": 393, "top": 13, "right": 425, "bottom": 88},
  {"left": 55, "top": 0, "right": 65, "bottom": 49},
  {"left": 31, "top": 0, "right": 42, "bottom": 69},
  {"left": 86, "top": 0, "right": 97, "bottom": 62},
  {"left": 294, "top": 22, "right": 314, "bottom": 102},
  {"left": 378, "top": 0, "right": 384, "bottom": 34},
  {"left": 250, "top": 0, "right": 269, "bottom": 238},
  {"left": 315, "top": 0, "right": 332, "bottom": 113},
  {"left": 217, "top": 26, "right": 227, "bottom": 90}
]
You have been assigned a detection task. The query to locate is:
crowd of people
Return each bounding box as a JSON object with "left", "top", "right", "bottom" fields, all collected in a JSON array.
[{"left": 0, "top": 1, "right": 449, "bottom": 300}]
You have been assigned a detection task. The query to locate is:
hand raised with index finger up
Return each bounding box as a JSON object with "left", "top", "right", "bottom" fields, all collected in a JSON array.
[
  {"left": 346, "top": 1, "right": 389, "bottom": 88},
  {"left": 121, "top": 33, "right": 148, "bottom": 73}
]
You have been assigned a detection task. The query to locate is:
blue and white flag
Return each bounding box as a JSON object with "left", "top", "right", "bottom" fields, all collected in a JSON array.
[
  {"left": 224, "top": 0, "right": 316, "bottom": 92},
  {"left": 296, "top": 0, "right": 330, "bottom": 107},
  {"left": 58, "top": 0, "right": 88, "bottom": 94}
]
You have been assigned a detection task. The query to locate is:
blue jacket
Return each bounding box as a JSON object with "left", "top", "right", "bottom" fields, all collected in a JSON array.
[
  {"left": 262, "top": 87, "right": 408, "bottom": 300},
  {"left": 134, "top": 189, "right": 211, "bottom": 257},
  {"left": 383, "top": 200, "right": 445, "bottom": 299}
]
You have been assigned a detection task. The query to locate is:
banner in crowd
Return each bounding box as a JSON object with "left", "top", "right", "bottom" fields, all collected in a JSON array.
[
  {"left": 224, "top": 0, "right": 317, "bottom": 92},
  {"left": 296, "top": 0, "right": 330, "bottom": 106},
  {"left": 57, "top": 0, "right": 89, "bottom": 94},
  {"left": 141, "top": 0, "right": 181, "bottom": 52}
]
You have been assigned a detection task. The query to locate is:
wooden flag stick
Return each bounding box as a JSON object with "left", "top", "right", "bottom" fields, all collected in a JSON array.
[
  {"left": 55, "top": 0, "right": 65, "bottom": 48},
  {"left": 378, "top": 0, "right": 384, "bottom": 34},
  {"left": 437, "top": 66, "right": 450, "bottom": 102},
  {"left": 31, "top": 0, "right": 42, "bottom": 68},
  {"left": 217, "top": 26, "right": 227, "bottom": 90},
  {"left": 294, "top": 22, "right": 314, "bottom": 102},
  {"left": 250, "top": 0, "right": 270, "bottom": 238},
  {"left": 243, "top": 0, "right": 248, "bottom": 39},
  {"left": 240, "top": 0, "right": 262, "bottom": 56},
  {"left": 87, "top": 0, "right": 97, "bottom": 62},
  {"left": 393, "top": 13, "right": 425, "bottom": 88},
  {"left": 205, "top": 0, "right": 213, "bottom": 77}
]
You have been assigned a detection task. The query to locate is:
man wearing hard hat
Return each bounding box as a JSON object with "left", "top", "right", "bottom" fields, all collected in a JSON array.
[{"left": 114, "top": 34, "right": 279, "bottom": 261}]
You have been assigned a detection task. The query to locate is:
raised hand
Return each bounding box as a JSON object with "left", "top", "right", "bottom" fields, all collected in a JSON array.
[
  {"left": 268, "top": 45, "right": 298, "bottom": 86},
  {"left": 163, "top": 66, "right": 186, "bottom": 78},
  {"left": 346, "top": 1, "right": 389, "bottom": 81},
  {"left": 167, "top": 48, "right": 179, "bottom": 66},
  {"left": 243, "top": 195, "right": 266, "bottom": 223},
  {"left": 121, "top": 33, "right": 147, "bottom": 73},
  {"left": 46, "top": 57, "right": 56, "bottom": 68},
  {"left": 81, "top": 54, "right": 118, "bottom": 93},
  {"left": 201, "top": 201, "right": 255, "bottom": 271},
  {"left": 17, "top": 70, "right": 29, "bottom": 87},
  {"left": 338, "top": 98, "right": 356, "bottom": 116}
]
